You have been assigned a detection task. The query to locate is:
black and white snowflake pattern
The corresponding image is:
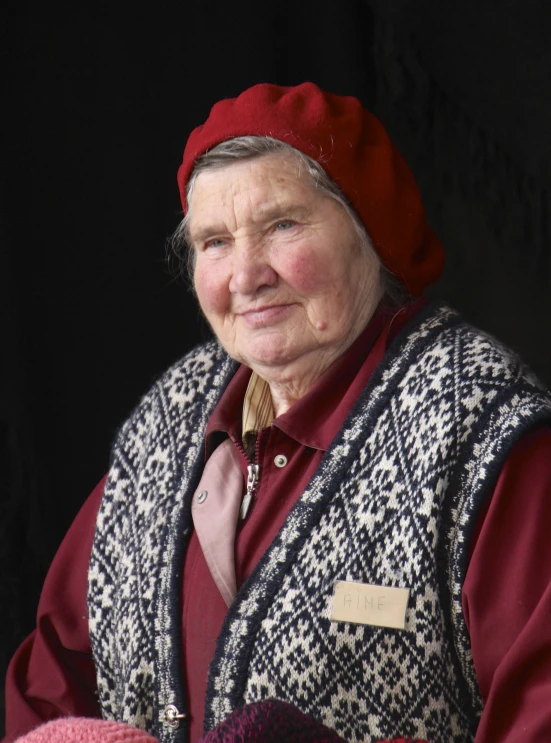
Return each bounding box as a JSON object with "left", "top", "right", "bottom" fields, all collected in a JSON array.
[{"left": 88, "top": 305, "right": 551, "bottom": 743}]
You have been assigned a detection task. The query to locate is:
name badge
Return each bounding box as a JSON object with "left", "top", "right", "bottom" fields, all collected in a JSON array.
[{"left": 331, "top": 580, "right": 410, "bottom": 630}]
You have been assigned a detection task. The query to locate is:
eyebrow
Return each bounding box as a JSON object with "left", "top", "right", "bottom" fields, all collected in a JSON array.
[{"left": 188, "top": 203, "right": 313, "bottom": 245}]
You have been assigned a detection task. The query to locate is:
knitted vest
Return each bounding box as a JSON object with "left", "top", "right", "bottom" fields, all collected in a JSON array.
[{"left": 88, "top": 304, "right": 551, "bottom": 743}]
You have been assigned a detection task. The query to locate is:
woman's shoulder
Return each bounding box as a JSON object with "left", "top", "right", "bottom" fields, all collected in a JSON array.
[
  {"left": 112, "top": 339, "right": 236, "bottom": 454},
  {"left": 396, "top": 301, "right": 546, "bottom": 389},
  {"left": 155, "top": 338, "right": 233, "bottom": 393}
]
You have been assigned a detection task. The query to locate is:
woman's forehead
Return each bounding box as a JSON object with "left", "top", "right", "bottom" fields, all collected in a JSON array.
[{"left": 188, "top": 154, "right": 319, "bottom": 218}]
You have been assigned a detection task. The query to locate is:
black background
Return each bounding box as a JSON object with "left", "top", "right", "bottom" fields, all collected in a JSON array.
[{"left": 2, "top": 1, "right": 550, "bottom": 729}]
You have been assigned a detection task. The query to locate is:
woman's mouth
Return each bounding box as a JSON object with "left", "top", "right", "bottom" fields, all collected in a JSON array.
[{"left": 239, "top": 304, "right": 294, "bottom": 328}]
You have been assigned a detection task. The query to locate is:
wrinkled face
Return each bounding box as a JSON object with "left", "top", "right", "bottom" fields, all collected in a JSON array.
[{"left": 188, "top": 153, "right": 382, "bottom": 385}]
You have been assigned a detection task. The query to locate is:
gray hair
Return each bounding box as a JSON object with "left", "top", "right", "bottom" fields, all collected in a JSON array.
[{"left": 169, "top": 136, "right": 408, "bottom": 306}]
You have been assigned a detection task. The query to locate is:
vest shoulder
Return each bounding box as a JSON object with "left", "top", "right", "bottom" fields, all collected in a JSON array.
[
  {"left": 112, "top": 340, "right": 235, "bottom": 449},
  {"left": 156, "top": 339, "right": 233, "bottom": 391},
  {"left": 401, "top": 302, "right": 548, "bottom": 392}
]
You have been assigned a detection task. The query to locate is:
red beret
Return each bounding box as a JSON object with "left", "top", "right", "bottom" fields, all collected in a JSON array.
[{"left": 177, "top": 82, "right": 444, "bottom": 295}]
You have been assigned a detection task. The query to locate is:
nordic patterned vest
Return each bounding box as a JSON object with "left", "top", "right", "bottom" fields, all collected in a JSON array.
[{"left": 88, "top": 304, "right": 551, "bottom": 743}]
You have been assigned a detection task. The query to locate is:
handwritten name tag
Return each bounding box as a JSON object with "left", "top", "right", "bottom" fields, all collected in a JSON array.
[{"left": 331, "top": 580, "right": 410, "bottom": 630}]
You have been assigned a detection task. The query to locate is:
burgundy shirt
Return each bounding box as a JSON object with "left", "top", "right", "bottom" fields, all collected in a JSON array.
[{"left": 4, "top": 305, "right": 551, "bottom": 743}]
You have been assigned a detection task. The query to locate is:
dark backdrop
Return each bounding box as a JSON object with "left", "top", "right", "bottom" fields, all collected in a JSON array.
[{"left": 2, "top": 1, "right": 550, "bottom": 729}]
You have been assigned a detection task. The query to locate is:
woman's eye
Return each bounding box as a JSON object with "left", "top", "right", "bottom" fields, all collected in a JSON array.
[
  {"left": 275, "top": 220, "right": 295, "bottom": 231},
  {"left": 204, "top": 237, "right": 226, "bottom": 249}
]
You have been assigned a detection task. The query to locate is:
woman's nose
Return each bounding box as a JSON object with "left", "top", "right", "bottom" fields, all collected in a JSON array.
[{"left": 228, "top": 243, "right": 278, "bottom": 296}]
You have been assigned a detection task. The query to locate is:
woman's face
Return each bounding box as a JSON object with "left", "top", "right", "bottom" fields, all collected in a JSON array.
[{"left": 188, "top": 153, "right": 382, "bottom": 389}]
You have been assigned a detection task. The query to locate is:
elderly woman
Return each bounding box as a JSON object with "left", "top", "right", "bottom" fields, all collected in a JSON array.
[{"left": 4, "top": 83, "right": 551, "bottom": 743}]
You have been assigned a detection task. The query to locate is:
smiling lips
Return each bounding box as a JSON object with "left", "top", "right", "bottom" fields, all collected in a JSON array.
[{"left": 238, "top": 304, "right": 294, "bottom": 328}]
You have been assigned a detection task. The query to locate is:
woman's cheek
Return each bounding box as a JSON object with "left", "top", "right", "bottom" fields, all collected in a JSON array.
[
  {"left": 194, "top": 262, "right": 228, "bottom": 315},
  {"left": 280, "top": 250, "right": 327, "bottom": 294}
]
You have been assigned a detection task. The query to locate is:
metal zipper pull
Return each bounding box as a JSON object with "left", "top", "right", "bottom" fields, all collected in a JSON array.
[{"left": 240, "top": 463, "right": 259, "bottom": 520}]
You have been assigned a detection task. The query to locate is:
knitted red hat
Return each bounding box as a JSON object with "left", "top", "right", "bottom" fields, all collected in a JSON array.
[{"left": 177, "top": 82, "right": 444, "bottom": 295}]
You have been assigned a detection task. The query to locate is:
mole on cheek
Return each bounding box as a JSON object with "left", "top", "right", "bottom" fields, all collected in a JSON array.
[{"left": 315, "top": 320, "right": 328, "bottom": 331}]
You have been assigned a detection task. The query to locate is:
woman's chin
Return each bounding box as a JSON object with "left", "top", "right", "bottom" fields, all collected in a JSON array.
[{"left": 237, "top": 338, "right": 309, "bottom": 375}]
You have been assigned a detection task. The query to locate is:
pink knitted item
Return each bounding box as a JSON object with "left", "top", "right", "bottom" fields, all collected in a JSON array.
[
  {"left": 15, "top": 718, "right": 159, "bottom": 743},
  {"left": 14, "top": 707, "right": 427, "bottom": 742}
]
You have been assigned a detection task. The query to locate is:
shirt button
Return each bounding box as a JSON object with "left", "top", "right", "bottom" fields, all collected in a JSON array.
[
  {"left": 274, "top": 454, "right": 288, "bottom": 468},
  {"left": 196, "top": 490, "right": 208, "bottom": 504}
]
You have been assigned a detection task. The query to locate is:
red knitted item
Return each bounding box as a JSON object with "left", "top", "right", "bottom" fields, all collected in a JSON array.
[
  {"left": 177, "top": 82, "right": 444, "bottom": 295},
  {"left": 198, "top": 699, "right": 428, "bottom": 743}
]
